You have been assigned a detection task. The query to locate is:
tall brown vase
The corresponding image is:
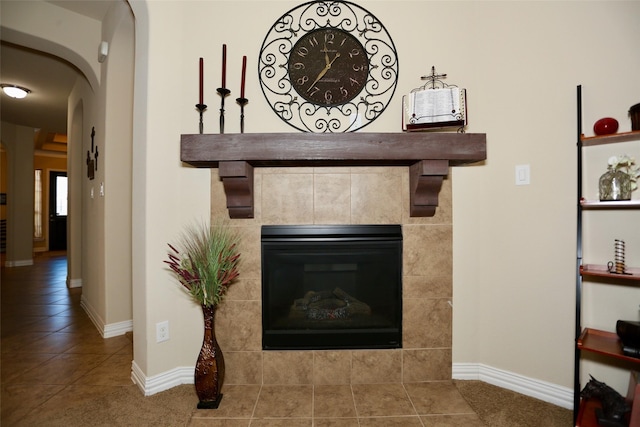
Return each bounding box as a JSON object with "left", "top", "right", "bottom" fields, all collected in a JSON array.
[{"left": 195, "top": 304, "right": 225, "bottom": 409}]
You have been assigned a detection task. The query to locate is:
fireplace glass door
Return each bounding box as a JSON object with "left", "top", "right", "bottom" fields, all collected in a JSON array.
[{"left": 261, "top": 225, "right": 402, "bottom": 350}]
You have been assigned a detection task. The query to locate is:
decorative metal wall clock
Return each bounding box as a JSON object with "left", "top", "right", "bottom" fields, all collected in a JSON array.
[{"left": 258, "top": 0, "right": 399, "bottom": 133}]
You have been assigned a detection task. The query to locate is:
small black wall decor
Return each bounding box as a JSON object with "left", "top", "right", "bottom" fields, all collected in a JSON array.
[{"left": 86, "top": 126, "right": 98, "bottom": 180}]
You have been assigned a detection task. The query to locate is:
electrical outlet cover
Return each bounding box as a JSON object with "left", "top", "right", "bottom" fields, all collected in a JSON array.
[{"left": 156, "top": 321, "right": 169, "bottom": 343}]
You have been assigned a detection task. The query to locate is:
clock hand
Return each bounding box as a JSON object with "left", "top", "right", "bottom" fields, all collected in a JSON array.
[
  {"left": 307, "top": 53, "right": 341, "bottom": 92},
  {"left": 323, "top": 44, "right": 330, "bottom": 66}
]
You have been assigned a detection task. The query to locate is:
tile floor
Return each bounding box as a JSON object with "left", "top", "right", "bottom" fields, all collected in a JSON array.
[
  {"left": 1, "top": 252, "right": 134, "bottom": 425},
  {"left": 189, "top": 382, "right": 486, "bottom": 426},
  {"left": 1, "top": 252, "right": 486, "bottom": 426}
]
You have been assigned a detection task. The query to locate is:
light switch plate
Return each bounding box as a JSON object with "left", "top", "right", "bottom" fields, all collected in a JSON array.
[{"left": 515, "top": 165, "right": 530, "bottom": 185}]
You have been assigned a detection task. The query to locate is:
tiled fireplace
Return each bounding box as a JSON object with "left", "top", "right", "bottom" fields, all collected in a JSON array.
[{"left": 210, "top": 165, "right": 453, "bottom": 385}]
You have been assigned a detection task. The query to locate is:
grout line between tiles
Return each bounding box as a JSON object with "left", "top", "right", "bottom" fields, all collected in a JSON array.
[
  {"left": 249, "top": 383, "right": 262, "bottom": 421},
  {"left": 402, "top": 382, "right": 427, "bottom": 427}
]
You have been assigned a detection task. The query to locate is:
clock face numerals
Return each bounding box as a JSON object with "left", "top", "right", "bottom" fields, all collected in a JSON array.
[{"left": 288, "top": 29, "right": 368, "bottom": 106}]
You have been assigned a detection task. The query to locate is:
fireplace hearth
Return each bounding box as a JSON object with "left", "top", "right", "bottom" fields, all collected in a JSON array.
[{"left": 261, "top": 225, "right": 402, "bottom": 350}]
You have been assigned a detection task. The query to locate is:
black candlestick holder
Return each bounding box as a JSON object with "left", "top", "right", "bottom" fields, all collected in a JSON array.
[
  {"left": 236, "top": 97, "right": 248, "bottom": 133},
  {"left": 196, "top": 103, "right": 207, "bottom": 134},
  {"left": 217, "top": 87, "right": 230, "bottom": 134}
]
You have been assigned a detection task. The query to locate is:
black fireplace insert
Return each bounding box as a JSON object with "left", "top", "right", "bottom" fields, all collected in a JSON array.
[{"left": 261, "top": 225, "right": 402, "bottom": 350}]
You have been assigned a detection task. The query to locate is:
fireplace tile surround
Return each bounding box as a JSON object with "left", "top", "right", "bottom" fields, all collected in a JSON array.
[{"left": 211, "top": 165, "right": 454, "bottom": 385}]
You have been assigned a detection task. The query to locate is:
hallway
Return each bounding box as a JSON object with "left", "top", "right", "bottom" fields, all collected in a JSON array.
[{"left": 1, "top": 252, "right": 133, "bottom": 424}]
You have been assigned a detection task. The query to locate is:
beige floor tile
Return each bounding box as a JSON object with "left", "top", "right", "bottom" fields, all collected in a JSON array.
[
  {"left": 421, "top": 413, "right": 486, "bottom": 427},
  {"left": 351, "top": 383, "right": 416, "bottom": 417},
  {"left": 404, "top": 381, "right": 475, "bottom": 415},
  {"left": 72, "top": 353, "right": 134, "bottom": 386},
  {"left": 14, "top": 315, "right": 76, "bottom": 333},
  {"left": 189, "top": 419, "right": 251, "bottom": 427},
  {"left": 0, "top": 319, "right": 40, "bottom": 338},
  {"left": 28, "top": 384, "right": 127, "bottom": 419},
  {"left": 64, "top": 334, "right": 131, "bottom": 354},
  {"left": 1, "top": 304, "right": 70, "bottom": 317},
  {"left": 0, "top": 383, "right": 65, "bottom": 425},
  {"left": 313, "top": 419, "right": 360, "bottom": 427},
  {"left": 0, "top": 332, "right": 53, "bottom": 353},
  {"left": 357, "top": 416, "right": 424, "bottom": 426},
  {"left": 17, "top": 353, "right": 110, "bottom": 385},
  {"left": 0, "top": 352, "right": 57, "bottom": 383},
  {"left": 116, "top": 340, "right": 134, "bottom": 356},
  {"left": 253, "top": 384, "right": 313, "bottom": 418},
  {"left": 249, "top": 418, "right": 312, "bottom": 427},
  {"left": 57, "top": 320, "right": 103, "bottom": 335},
  {"left": 313, "top": 385, "right": 356, "bottom": 418},
  {"left": 14, "top": 331, "right": 81, "bottom": 354}
]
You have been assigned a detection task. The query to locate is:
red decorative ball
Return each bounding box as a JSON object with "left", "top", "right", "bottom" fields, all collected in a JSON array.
[{"left": 593, "top": 117, "right": 619, "bottom": 135}]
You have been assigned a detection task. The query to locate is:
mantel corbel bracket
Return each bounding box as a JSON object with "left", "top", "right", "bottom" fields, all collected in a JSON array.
[
  {"left": 218, "top": 161, "right": 254, "bottom": 219},
  {"left": 409, "top": 160, "right": 449, "bottom": 217}
]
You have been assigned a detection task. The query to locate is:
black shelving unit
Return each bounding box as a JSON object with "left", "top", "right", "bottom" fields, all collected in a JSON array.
[{"left": 573, "top": 85, "right": 640, "bottom": 426}]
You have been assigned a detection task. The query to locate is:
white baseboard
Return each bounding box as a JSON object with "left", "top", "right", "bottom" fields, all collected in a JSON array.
[
  {"left": 104, "top": 319, "right": 133, "bottom": 338},
  {"left": 80, "top": 295, "right": 105, "bottom": 336},
  {"left": 67, "top": 278, "right": 82, "bottom": 288},
  {"left": 4, "top": 259, "right": 34, "bottom": 267},
  {"left": 131, "top": 360, "right": 194, "bottom": 396},
  {"left": 80, "top": 295, "right": 132, "bottom": 338},
  {"left": 453, "top": 363, "right": 573, "bottom": 409},
  {"left": 129, "top": 359, "right": 573, "bottom": 407}
]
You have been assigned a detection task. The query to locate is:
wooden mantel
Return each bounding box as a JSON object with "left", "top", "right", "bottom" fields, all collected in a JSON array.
[{"left": 181, "top": 132, "right": 486, "bottom": 218}]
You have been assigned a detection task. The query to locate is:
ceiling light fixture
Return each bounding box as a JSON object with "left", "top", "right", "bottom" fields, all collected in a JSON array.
[{"left": 1, "top": 84, "right": 31, "bottom": 99}]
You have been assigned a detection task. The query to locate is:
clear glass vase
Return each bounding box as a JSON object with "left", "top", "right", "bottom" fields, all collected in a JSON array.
[{"left": 599, "top": 169, "right": 632, "bottom": 201}]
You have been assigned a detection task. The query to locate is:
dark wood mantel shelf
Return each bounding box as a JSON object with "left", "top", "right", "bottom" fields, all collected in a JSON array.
[{"left": 181, "top": 132, "right": 486, "bottom": 218}]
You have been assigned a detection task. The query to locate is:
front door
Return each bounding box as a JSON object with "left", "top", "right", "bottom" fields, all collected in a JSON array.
[{"left": 49, "top": 171, "right": 67, "bottom": 251}]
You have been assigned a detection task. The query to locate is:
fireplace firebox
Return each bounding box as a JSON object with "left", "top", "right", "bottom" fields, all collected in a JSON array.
[{"left": 261, "top": 225, "right": 402, "bottom": 350}]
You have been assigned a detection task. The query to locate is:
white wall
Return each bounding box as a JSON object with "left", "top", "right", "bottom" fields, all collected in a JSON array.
[
  {"left": 449, "top": 2, "right": 640, "bottom": 393},
  {"left": 129, "top": 1, "right": 213, "bottom": 378},
  {"left": 131, "top": 1, "right": 640, "bottom": 397},
  {"left": 0, "top": 123, "right": 35, "bottom": 266},
  {"left": 102, "top": 1, "right": 135, "bottom": 330},
  {"left": 8, "top": 0, "right": 637, "bottom": 400}
]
